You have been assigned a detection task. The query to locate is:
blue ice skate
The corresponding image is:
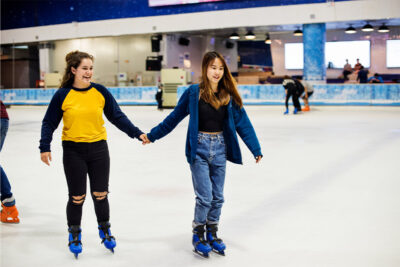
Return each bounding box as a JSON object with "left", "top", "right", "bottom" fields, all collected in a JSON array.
[
  {"left": 68, "top": 225, "right": 82, "bottom": 259},
  {"left": 98, "top": 221, "right": 116, "bottom": 253},
  {"left": 293, "top": 107, "right": 299, "bottom": 114},
  {"left": 283, "top": 108, "right": 289, "bottom": 115},
  {"left": 206, "top": 224, "right": 226, "bottom": 256},
  {"left": 192, "top": 225, "right": 212, "bottom": 258}
]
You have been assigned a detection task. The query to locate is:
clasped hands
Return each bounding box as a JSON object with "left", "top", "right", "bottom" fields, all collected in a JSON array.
[{"left": 139, "top": 134, "right": 151, "bottom": 145}]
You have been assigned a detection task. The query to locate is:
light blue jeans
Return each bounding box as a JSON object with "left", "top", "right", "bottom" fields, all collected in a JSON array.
[
  {"left": 1, "top": 118, "right": 13, "bottom": 204},
  {"left": 190, "top": 132, "right": 226, "bottom": 226}
]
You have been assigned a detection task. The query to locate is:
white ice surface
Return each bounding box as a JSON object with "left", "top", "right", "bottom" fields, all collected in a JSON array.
[{"left": 1, "top": 106, "right": 400, "bottom": 267}]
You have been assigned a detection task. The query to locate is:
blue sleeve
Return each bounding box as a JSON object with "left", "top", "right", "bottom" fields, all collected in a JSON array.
[
  {"left": 147, "top": 88, "right": 190, "bottom": 142},
  {"left": 39, "top": 89, "right": 67, "bottom": 153},
  {"left": 232, "top": 103, "right": 262, "bottom": 158},
  {"left": 95, "top": 84, "right": 144, "bottom": 140}
]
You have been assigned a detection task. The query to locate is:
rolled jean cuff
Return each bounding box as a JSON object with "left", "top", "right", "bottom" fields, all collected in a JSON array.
[
  {"left": 192, "top": 220, "right": 205, "bottom": 228},
  {"left": 1, "top": 196, "right": 15, "bottom": 207}
]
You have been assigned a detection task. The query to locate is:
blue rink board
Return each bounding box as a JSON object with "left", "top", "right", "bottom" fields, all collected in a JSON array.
[{"left": 1, "top": 84, "right": 400, "bottom": 106}]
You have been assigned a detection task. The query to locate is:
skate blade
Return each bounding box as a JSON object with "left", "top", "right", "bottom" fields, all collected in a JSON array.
[
  {"left": 212, "top": 249, "right": 225, "bottom": 256},
  {"left": 74, "top": 253, "right": 79, "bottom": 259},
  {"left": 193, "top": 249, "right": 209, "bottom": 258}
]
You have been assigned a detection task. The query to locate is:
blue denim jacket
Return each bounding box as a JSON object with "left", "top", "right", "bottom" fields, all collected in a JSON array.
[{"left": 147, "top": 84, "right": 262, "bottom": 164}]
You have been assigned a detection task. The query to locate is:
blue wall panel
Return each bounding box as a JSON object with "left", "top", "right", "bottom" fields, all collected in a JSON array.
[
  {"left": 303, "top": 23, "right": 326, "bottom": 81},
  {"left": 0, "top": 86, "right": 158, "bottom": 105},
  {"left": 1, "top": 84, "right": 399, "bottom": 106},
  {"left": 177, "top": 84, "right": 400, "bottom": 106},
  {"left": 388, "top": 85, "right": 400, "bottom": 100}
]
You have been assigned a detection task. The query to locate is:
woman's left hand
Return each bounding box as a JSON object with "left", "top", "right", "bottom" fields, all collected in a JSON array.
[
  {"left": 139, "top": 134, "right": 151, "bottom": 145},
  {"left": 255, "top": 155, "right": 262, "bottom": 163}
]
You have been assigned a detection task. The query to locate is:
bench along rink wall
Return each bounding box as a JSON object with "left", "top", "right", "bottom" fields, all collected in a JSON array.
[{"left": 1, "top": 84, "right": 399, "bottom": 106}]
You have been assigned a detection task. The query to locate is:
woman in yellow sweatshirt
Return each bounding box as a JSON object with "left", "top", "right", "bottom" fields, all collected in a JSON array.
[{"left": 39, "top": 51, "right": 146, "bottom": 258}]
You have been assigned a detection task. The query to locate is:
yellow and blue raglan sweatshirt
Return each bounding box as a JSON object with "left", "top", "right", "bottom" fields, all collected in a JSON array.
[{"left": 39, "top": 83, "right": 143, "bottom": 153}]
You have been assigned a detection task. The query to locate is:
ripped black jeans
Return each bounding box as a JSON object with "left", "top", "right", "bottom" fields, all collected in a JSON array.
[{"left": 62, "top": 140, "right": 110, "bottom": 227}]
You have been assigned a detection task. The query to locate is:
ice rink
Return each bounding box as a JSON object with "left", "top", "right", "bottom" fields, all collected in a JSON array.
[{"left": 1, "top": 105, "right": 400, "bottom": 267}]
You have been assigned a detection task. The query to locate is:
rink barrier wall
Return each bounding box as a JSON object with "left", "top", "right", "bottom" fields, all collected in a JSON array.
[{"left": 1, "top": 84, "right": 400, "bottom": 106}]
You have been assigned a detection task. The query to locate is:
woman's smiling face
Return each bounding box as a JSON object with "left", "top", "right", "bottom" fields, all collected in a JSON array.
[
  {"left": 207, "top": 58, "right": 224, "bottom": 88},
  {"left": 72, "top": 58, "right": 93, "bottom": 87}
]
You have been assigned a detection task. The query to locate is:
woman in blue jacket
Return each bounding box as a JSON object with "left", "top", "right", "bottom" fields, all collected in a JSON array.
[{"left": 145, "top": 51, "right": 262, "bottom": 257}]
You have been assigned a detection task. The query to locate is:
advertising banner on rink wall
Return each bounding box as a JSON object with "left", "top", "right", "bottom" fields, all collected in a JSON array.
[{"left": 1, "top": 84, "right": 399, "bottom": 106}]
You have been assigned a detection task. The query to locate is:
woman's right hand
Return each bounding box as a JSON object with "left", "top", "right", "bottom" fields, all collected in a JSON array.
[
  {"left": 140, "top": 134, "right": 151, "bottom": 145},
  {"left": 41, "top": 152, "right": 52, "bottom": 166}
]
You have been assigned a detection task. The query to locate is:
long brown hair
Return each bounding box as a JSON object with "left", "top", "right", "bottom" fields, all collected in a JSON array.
[
  {"left": 60, "top": 51, "right": 94, "bottom": 88},
  {"left": 199, "top": 51, "right": 243, "bottom": 109}
]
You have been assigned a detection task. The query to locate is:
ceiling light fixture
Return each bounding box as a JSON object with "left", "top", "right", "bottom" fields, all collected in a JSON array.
[
  {"left": 362, "top": 23, "right": 374, "bottom": 32},
  {"left": 293, "top": 28, "right": 303, "bottom": 36},
  {"left": 229, "top": 32, "right": 240, "bottom": 40},
  {"left": 345, "top": 25, "right": 356, "bottom": 34},
  {"left": 245, "top": 31, "right": 256, "bottom": 40},
  {"left": 378, "top": 24, "right": 389, "bottom": 33},
  {"left": 265, "top": 33, "right": 271, "bottom": 44}
]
